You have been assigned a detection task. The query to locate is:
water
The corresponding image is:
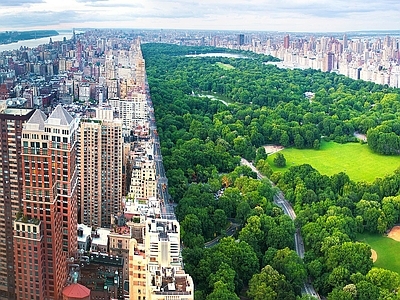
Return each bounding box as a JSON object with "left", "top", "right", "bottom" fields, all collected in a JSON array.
[
  {"left": 197, "top": 94, "right": 229, "bottom": 106},
  {"left": 185, "top": 53, "right": 246, "bottom": 58},
  {"left": 0, "top": 31, "right": 73, "bottom": 52}
]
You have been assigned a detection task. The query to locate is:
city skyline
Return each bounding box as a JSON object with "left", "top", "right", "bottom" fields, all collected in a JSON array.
[{"left": 0, "top": 0, "right": 400, "bottom": 33}]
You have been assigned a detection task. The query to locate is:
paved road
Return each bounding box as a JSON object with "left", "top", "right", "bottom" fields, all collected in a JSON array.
[
  {"left": 147, "top": 85, "right": 175, "bottom": 220},
  {"left": 241, "top": 158, "right": 319, "bottom": 299},
  {"left": 204, "top": 221, "right": 241, "bottom": 248}
]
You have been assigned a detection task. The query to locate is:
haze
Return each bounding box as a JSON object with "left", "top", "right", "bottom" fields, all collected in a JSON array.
[{"left": 0, "top": 0, "right": 399, "bottom": 32}]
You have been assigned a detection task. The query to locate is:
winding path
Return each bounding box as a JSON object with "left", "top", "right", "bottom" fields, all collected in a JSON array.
[{"left": 240, "top": 158, "right": 320, "bottom": 299}]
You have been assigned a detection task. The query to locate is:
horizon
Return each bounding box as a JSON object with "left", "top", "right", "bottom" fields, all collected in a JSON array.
[
  {"left": 3, "top": 28, "right": 400, "bottom": 36},
  {"left": 0, "top": 0, "right": 400, "bottom": 33}
]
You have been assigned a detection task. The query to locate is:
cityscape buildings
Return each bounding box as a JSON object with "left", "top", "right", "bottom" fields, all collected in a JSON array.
[
  {"left": 78, "top": 107, "right": 123, "bottom": 228},
  {"left": 0, "top": 29, "right": 196, "bottom": 300},
  {"left": 0, "top": 102, "right": 34, "bottom": 299},
  {"left": 0, "top": 26, "right": 399, "bottom": 299},
  {"left": 15, "top": 104, "right": 79, "bottom": 299}
]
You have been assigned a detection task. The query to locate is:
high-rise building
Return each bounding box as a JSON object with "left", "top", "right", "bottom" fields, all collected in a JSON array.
[
  {"left": 0, "top": 101, "right": 34, "bottom": 300},
  {"left": 78, "top": 107, "right": 123, "bottom": 228},
  {"left": 284, "top": 34, "right": 290, "bottom": 49},
  {"left": 343, "top": 33, "right": 348, "bottom": 49},
  {"left": 324, "top": 52, "right": 335, "bottom": 72},
  {"left": 14, "top": 105, "right": 79, "bottom": 300},
  {"left": 237, "top": 34, "right": 245, "bottom": 46}
]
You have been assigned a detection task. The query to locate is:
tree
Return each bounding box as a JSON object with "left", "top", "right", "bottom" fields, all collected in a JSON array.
[
  {"left": 313, "top": 139, "right": 321, "bottom": 150},
  {"left": 208, "top": 262, "right": 236, "bottom": 293},
  {"left": 236, "top": 201, "right": 251, "bottom": 223},
  {"left": 366, "top": 267, "right": 400, "bottom": 292},
  {"left": 274, "top": 152, "right": 286, "bottom": 168},
  {"left": 255, "top": 159, "right": 273, "bottom": 177},
  {"left": 355, "top": 280, "right": 380, "bottom": 300},
  {"left": 239, "top": 215, "right": 264, "bottom": 257},
  {"left": 280, "top": 132, "right": 290, "bottom": 147},
  {"left": 206, "top": 281, "right": 240, "bottom": 300},
  {"left": 248, "top": 265, "right": 295, "bottom": 300},
  {"left": 327, "top": 287, "right": 355, "bottom": 300},
  {"left": 294, "top": 133, "right": 305, "bottom": 148},
  {"left": 255, "top": 146, "right": 267, "bottom": 163},
  {"left": 326, "top": 242, "right": 373, "bottom": 275},
  {"left": 213, "top": 209, "right": 228, "bottom": 235},
  {"left": 266, "top": 247, "right": 307, "bottom": 294}
]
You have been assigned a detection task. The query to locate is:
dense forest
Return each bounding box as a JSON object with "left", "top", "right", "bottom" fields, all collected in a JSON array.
[{"left": 142, "top": 43, "right": 400, "bottom": 300}]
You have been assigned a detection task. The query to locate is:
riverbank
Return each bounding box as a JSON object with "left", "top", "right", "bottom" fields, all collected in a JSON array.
[
  {"left": 0, "top": 30, "right": 59, "bottom": 45},
  {"left": 0, "top": 30, "right": 73, "bottom": 52}
]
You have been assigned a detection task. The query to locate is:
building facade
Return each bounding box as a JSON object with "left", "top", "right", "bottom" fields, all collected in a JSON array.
[
  {"left": 0, "top": 102, "right": 34, "bottom": 300},
  {"left": 14, "top": 105, "right": 79, "bottom": 300},
  {"left": 78, "top": 107, "right": 123, "bottom": 228},
  {"left": 129, "top": 219, "right": 193, "bottom": 300}
]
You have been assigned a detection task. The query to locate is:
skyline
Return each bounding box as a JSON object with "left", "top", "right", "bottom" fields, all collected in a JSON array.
[{"left": 0, "top": 0, "right": 400, "bottom": 33}]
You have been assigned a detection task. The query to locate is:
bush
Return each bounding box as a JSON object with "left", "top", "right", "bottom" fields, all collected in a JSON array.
[{"left": 274, "top": 153, "right": 286, "bottom": 167}]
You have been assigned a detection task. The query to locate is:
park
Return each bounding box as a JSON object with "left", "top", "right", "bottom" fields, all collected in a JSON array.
[
  {"left": 267, "top": 140, "right": 400, "bottom": 182},
  {"left": 358, "top": 227, "right": 400, "bottom": 274}
]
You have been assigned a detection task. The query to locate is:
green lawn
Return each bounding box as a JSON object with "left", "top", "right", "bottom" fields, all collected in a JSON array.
[
  {"left": 215, "top": 62, "right": 235, "bottom": 70},
  {"left": 268, "top": 141, "right": 400, "bottom": 182},
  {"left": 357, "top": 233, "right": 400, "bottom": 274}
]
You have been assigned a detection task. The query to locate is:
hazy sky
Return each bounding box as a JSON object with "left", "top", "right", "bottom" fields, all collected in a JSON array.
[{"left": 1, "top": 0, "right": 399, "bottom": 33}]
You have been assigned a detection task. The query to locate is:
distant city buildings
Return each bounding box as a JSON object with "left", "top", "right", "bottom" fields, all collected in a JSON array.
[
  {"left": 0, "top": 30, "right": 194, "bottom": 300},
  {"left": 0, "top": 26, "right": 399, "bottom": 300}
]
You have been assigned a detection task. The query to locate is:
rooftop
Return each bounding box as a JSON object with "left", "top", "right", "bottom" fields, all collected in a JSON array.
[
  {"left": 62, "top": 283, "right": 91, "bottom": 298},
  {"left": 47, "top": 104, "right": 74, "bottom": 125}
]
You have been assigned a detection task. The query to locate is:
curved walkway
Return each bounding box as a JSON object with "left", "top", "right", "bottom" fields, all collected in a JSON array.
[{"left": 240, "top": 158, "right": 320, "bottom": 299}]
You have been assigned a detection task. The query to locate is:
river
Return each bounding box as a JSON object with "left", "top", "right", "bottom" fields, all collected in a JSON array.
[{"left": 0, "top": 30, "right": 74, "bottom": 52}]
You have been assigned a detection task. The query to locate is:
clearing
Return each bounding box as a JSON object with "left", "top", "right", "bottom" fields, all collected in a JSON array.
[
  {"left": 215, "top": 62, "right": 235, "bottom": 70},
  {"left": 357, "top": 230, "right": 400, "bottom": 274},
  {"left": 268, "top": 141, "right": 400, "bottom": 182}
]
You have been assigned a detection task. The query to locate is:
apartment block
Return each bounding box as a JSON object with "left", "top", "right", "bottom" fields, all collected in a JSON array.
[
  {"left": 130, "top": 157, "right": 157, "bottom": 200},
  {"left": 0, "top": 101, "right": 34, "bottom": 300},
  {"left": 14, "top": 105, "right": 79, "bottom": 300},
  {"left": 78, "top": 107, "right": 123, "bottom": 228},
  {"left": 129, "top": 219, "right": 194, "bottom": 300},
  {"left": 108, "top": 94, "right": 149, "bottom": 134}
]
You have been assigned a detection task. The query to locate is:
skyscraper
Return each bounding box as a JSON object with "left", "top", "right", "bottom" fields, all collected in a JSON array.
[
  {"left": 343, "top": 33, "right": 348, "bottom": 49},
  {"left": 78, "top": 107, "right": 123, "bottom": 228},
  {"left": 237, "top": 34, "right": 245, "bottom": 46},
  {"left": 14, "top": 105, "right": 79, "bottom": 300},
  {"left": 0, "top": 101, "right": 34, "bottom": 300},
  {"left": 325, "top": 52, "right": 335, "bottom": 72},
  {"left": 284, "top": 34, "right": 290, "bottom": 49}
]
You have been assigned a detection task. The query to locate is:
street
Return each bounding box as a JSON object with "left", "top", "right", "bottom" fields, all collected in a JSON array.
[
  {"left": 241, "top": 158, "right": 319, "bottom": 298},
  {"left": 147, "top": 88, "right": 176, "bottom": 220}
]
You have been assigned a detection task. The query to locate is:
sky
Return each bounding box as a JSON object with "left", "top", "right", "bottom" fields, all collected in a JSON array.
[{"left": 0, "top": 0, "right": 400, "bottom": 33}]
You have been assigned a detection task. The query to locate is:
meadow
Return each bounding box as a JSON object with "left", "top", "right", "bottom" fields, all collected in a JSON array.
[
  {"left": 268, "top": 141, "right": 400, "bottom": 182},
  {"left": 357, "top": 232, "right": 400, "bottom": 274},
  {"left": 215, "top": 62, "right": 235, "bottom": 70}
]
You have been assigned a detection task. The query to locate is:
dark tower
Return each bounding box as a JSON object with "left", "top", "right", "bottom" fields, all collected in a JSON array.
[
  {"left": 237, "top": 34, "right": 245, "bottom": 46},
  {"left": 284, "top": 34, "right": 290, "bottom": 49}
]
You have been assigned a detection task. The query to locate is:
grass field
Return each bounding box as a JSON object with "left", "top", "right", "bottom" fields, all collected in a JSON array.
[
  {"left": 215, "top": 62, "right": 235, "bottom": 70},
  {"left": 357, "top": 233, "right": 400, "bottom": 274},
  {"left": 268, "top": 141, "right": 400, "bottom": 182}
]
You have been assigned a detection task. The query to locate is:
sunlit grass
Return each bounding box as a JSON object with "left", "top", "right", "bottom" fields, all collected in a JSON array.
[
  {"left": 215, "top": 62, "right": 235, "bottom": 70},
  {"left": 268, "top": 141, "right": 400, "bottom": 182},
  {"left": 357, "top": 233, "right": 400, "bottom": 274}
]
